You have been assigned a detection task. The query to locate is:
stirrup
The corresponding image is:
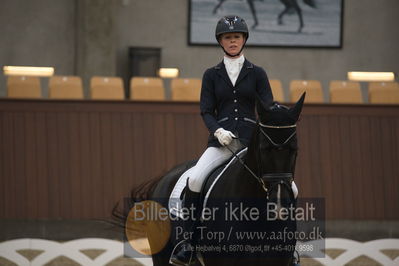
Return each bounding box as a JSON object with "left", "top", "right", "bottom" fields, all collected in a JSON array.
[
  {"left": 292, "top": 250, "right": 301, "bottom": 266},
  {"left": 169, "top": 240, "right": 197, "bottom": 266}
]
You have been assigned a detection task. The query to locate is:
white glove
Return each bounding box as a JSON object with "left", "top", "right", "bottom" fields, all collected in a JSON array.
[{"left": 214, "top": 128, "right": 236, "bottom": 146}]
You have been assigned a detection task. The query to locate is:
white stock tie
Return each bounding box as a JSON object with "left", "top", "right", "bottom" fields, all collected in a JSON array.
[{"left": 224, "top": 55, "right": 244, "bottom": 86}]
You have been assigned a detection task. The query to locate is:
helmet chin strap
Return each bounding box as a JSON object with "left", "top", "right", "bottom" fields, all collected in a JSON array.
[
  {"left": 219, "top": 39, "right": 247, "bottom": 58},
  {"left": 223, "top": 48, "right": 243, "bottom": 58}
]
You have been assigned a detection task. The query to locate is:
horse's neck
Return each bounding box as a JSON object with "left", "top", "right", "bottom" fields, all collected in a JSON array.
[
  {"left": 216, "top": 155, "right": 265, "bottom": 198},
  {"left": 244, "top": 146, "right": 259, "bottom": 174}
]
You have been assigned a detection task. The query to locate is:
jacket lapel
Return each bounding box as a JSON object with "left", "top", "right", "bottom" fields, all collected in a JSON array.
[
  {"left": 235, "top": 59, "right": 253, "bottom": 86},
  {"left": 215, "top": 62, "right": 234, "bottom": 88}
]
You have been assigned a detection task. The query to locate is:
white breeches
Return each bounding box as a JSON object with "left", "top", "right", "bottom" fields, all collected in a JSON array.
[
  {"left": 188, "top": 140, "right": 244, "bottom": 192},
  {"left": 187, "top": 140, "right": 299, "bottom": 198}
]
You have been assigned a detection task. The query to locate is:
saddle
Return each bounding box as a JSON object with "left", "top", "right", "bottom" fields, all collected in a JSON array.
[{"left": 168, "top": 148, "right": 248, "bottom": 219}]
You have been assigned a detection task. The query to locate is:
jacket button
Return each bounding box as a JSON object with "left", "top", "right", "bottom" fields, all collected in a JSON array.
[
  {"left": 234, "top": 99, "right": 237, "bottom": 103},
  {"left": 234, "top": 109, "right": 238, "bottom": 112},
  {"left": 235, "top": 117, "right": 238, "bottom": 120},
  {"left": 233, "top": 90, "right": 236, "bottom": 94}
]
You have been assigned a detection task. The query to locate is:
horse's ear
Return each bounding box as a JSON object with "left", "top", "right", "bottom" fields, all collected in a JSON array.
[{"left": 289, "top": 92, "right": 306, "bottom": 122}]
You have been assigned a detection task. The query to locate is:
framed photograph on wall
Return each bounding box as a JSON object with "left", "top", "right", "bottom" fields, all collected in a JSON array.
[{"left": 188, "top": 0, "right": 343, "bottom": 48}]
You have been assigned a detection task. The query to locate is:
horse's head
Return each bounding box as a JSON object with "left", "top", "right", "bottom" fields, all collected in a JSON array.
[
  {"left": 251, "top": 93, "right": 305, "bottom": 211},
  {"left": 255, "top": 92, "right": 305, "bottom": 172}
]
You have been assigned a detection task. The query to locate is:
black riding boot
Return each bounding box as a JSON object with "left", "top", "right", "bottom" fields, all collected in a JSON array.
[{"left": 170, "top": 184, "right": 201, "bottom": 266}]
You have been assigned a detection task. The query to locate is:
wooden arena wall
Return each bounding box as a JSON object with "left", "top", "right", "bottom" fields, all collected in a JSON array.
[{"left": 0, "top": 99, "right": 398, "bottom": 220}]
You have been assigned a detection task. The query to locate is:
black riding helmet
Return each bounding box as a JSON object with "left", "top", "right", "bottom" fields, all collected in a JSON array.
[{"left": 215, "top": 15, "right": 249, "bottom": 57}]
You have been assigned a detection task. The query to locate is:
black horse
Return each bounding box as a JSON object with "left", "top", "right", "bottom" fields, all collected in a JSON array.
[
  {"left": 115, "top": 93, "right": 305, "bottom": 266},
  {"left": 212, "top": 0, "right": 316, "bottom": 32}
]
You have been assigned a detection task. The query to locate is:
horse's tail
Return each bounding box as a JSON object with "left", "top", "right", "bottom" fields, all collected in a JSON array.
[
  {"left": 303, "top": 0, "right": 316, "bottom": 8},
  {"left": 111, "top": 160, "right": 196, "bottom": 228},
  {"left": 111, "top": 174, "right": 164, "bottom": 228}
]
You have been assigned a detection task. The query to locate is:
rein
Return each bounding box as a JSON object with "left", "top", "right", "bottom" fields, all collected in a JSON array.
[
  {"left": 226, "top": 121, "right": 297, "bottom": 199},
  {"left": 225, "top": 144, "right": 269, "bottom": 198}
]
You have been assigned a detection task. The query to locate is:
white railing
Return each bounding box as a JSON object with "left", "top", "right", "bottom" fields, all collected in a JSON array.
[
  {"left": 304, "top": 238, "right": 399, "bottom": 266},
  {"left": 0, "top": 238, "right": 398, "bottom": 266},
  {"left": 0, "top": 238, "right": 152, "bottom": 266}
]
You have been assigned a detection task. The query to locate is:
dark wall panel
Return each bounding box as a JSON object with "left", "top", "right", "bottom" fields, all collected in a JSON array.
[{"left": 0, "top": 100, "right": 398, "bottom": 219}]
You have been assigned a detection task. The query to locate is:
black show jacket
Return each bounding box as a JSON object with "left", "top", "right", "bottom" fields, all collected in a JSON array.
[{"left": 200, "top": 59, "right": 273, "bottom": 147}]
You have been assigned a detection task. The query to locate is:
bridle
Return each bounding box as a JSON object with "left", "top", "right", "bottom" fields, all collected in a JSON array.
[
  {"left": 258, "top": 121, "right": 297, "bottom": 148},
  {"left": 226, "top": 120, "right": 297, "bottom": 199},
  {"left": 258, "top": 121, "right": 297, "bottom": 129},
  {"left": 257, "top": 121, "right": 297, "bottom": 200}
]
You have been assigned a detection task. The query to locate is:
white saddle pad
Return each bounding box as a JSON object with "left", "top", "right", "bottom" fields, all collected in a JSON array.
[{"left": 168, "top": 148, "right": 248, "bottom": 219}]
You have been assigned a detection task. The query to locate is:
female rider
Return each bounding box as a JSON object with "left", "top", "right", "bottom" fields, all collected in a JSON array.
[{"left": 170, "top": 15, "right": 287, "bottom": 266}]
